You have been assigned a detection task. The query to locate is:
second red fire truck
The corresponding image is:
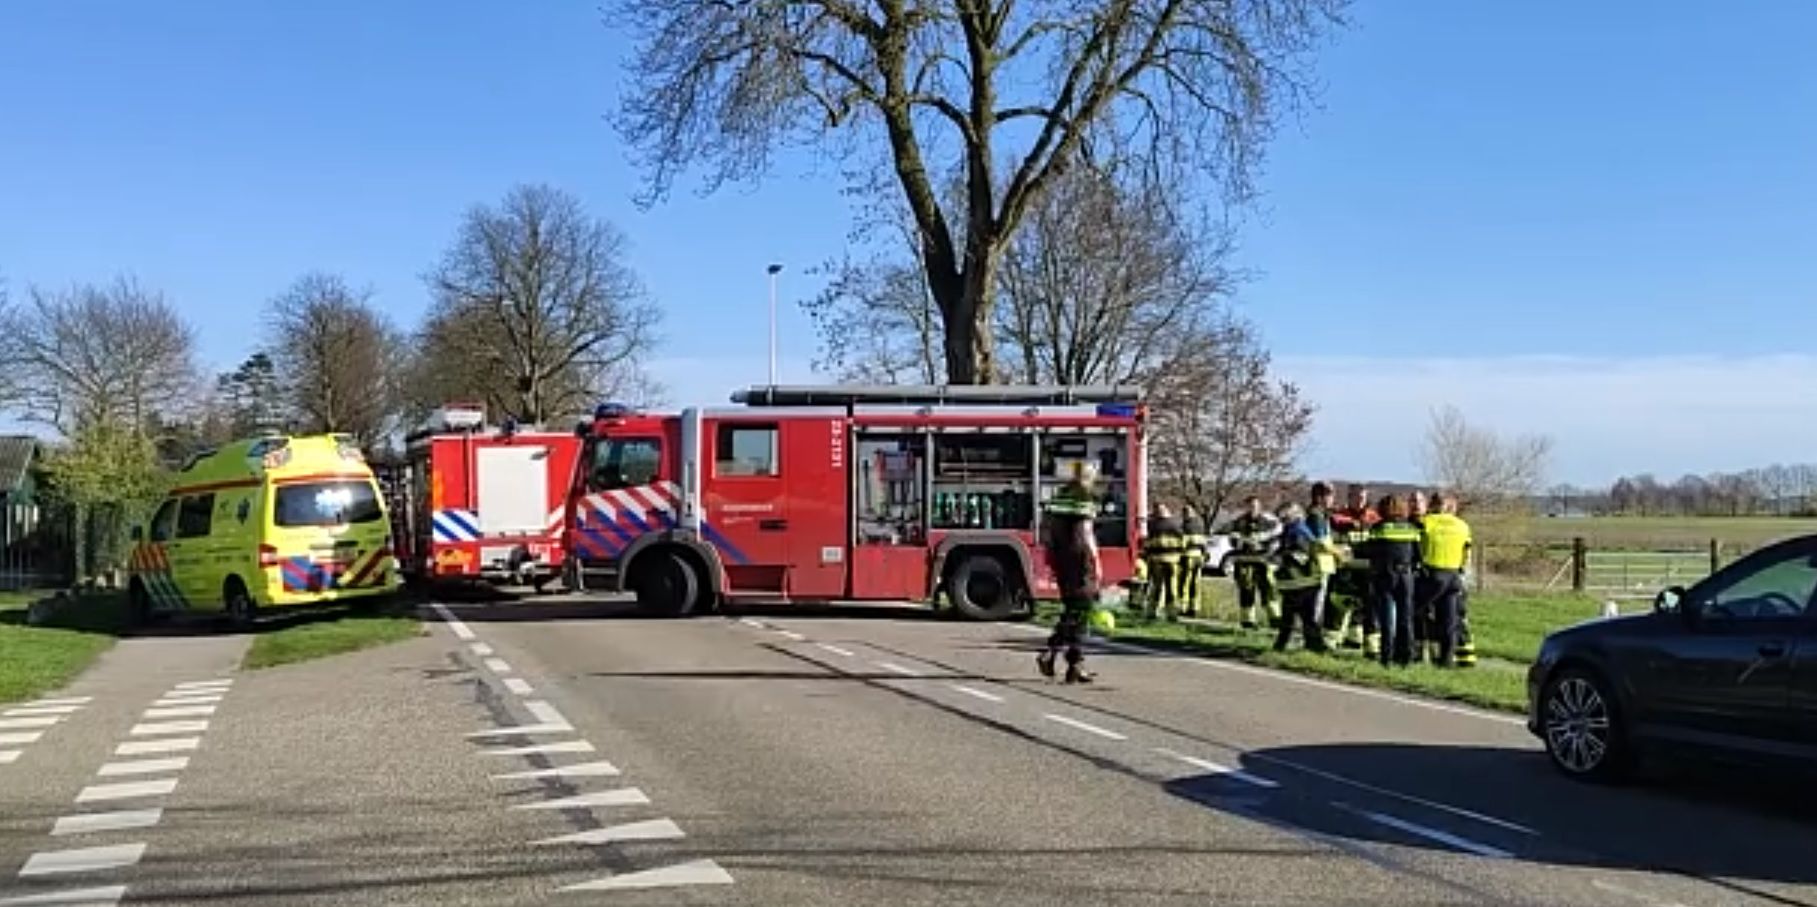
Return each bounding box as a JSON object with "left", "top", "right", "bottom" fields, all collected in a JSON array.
[{"left": 562, "top": 384, "right": 1146, "bottom": 619}]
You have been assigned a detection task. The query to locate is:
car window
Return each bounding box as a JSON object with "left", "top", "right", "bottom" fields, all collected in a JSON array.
[
  {"left": 148, "top": 499, "right": 179, "bottom": 542},
  {"left": 1692, "top": 545, "right": 1817, "bottom": 621},
  {"left": 589, "top": 438, "right": 662, "bottom": 491},
  {"left": 274, "top": 481, "right": 383, "bottom": 527},
  {"left": 176, "top": 494, "right": 215, "bottom": 539}
]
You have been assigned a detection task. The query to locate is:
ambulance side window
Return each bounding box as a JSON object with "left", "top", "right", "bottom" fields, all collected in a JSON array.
[
  {"left": 589, "top": 439, "right": 661, "bottom": 491},
  {"left": 176, "top": 494, "right": 216, "bottom": 539},
  {"left": 149, "top": 500, "right": 180, "bottom": 542}
]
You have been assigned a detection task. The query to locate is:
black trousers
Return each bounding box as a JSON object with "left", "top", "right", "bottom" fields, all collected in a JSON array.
[
  {"left": 1374, "top": 567, "right": 1417, "bottom": 666},
  {"left": 1047, "top": 593, "right": 1093, "bottom": 665},
  {"left": 1419, "top": 569, "right": 1465, "bottom": 666},
  {"left": 1274, "top": 586, "right": 1328, "bottom": 653}
]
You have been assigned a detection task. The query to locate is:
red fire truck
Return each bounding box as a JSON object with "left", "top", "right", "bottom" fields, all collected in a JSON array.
[
  {"left": 394, "top": 406, "right": 582, "bottom": 589},
  {"left": 562, "top": 385, "right": 1146, "bottom": 619}
]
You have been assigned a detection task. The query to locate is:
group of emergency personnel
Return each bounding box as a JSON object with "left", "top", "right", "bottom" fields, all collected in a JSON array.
[{"left": 1130, "top": 482, "right": 1477, "bottom": 669}]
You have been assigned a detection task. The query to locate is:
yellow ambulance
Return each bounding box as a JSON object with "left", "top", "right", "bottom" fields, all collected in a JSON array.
[{"left": 128, "top": 434, "right": 400, "bottom": 626}]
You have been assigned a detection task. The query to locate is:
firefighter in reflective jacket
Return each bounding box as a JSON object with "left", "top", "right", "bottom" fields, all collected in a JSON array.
[
  {"left": 1220, "top": 496, "right": 1281, "bottom": 630},
  {"left": 1417, "top": 493, "right": 1475, "bottom": 667},
  {"left": 1272, "top": 503, "right": 1329, "bottom": 653},
  {"left": 1142, "top": 504, "right": 1185, "bottom": 620},
  {"left": 1326, "top": 484, "right": 1380, "bottom": 654},
  {"left": 1038, "top": 464, "right": 1101, "bottom": 684},
  {"left": 1177, "top": 505, "right": 1208, "bottom": 617}
]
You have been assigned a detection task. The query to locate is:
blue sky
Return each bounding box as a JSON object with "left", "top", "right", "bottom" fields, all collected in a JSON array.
[{"left": 3, "top": 1, "right": 1814, "bottom": 485}]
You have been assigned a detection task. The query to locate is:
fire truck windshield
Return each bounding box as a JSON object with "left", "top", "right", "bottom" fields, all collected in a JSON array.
[{"left": 588, "top": 437, "right": 661, "bottom": 491}]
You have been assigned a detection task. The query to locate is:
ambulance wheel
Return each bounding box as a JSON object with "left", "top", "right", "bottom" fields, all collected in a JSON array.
[
  {"left": 634, "top": 552, "right": 700, "bottom": 618},
  {"left": 947, "top": 554, "right": 1022, "bottom": 622},
  {"left": 223, "top": 578, "right": 257, "bottom": 630}
]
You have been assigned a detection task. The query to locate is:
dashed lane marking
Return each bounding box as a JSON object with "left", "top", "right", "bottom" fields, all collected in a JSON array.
[
  {"left": 127, "top": 721, "right": 208, "bottom": 737},
  {"left": 480, "top": 740, "right": 595, "bottom": 758},
  {"left": 470, "top": 642, "right": 495, "bottom": 656},
  {"left": 139, "top": 706, "right": 214, "bottom": 720},
  {"left": 777, "top": 630, "right": 806, "bottom": 641},
  {"left": 816, "top": 643, "right": 855, "bottom": 658},
  {"left": 491, "top": 761, "right": 620, "bottom": 781},
  {"left": 50, "top": 810, "right": 163, "bottom": 837},
  {"left": 0, "top": 884, "right": 127, "bottom": 905},
  {"left": 738, "top": 618, "right": 768, "bottom": 629},
  {"left": 96, "top": 758, "right": 189, "bottom": 778},
  {"left": 0, "top": 717, "right": 61, "bottom": 730},
  {"left": 0, "top": 751, "right": 19, "bottom": 765},
  {"left": 1346, "top": 805, "right": 1513, "bottom": 859},
  {"left": 533, "top": 818, "right": 685, "bottom": 847},
  {"left": 483, "top": 658, "right": 513, "bottom": 675},
  {"left": 171, "top": 680, "right": 231, "bottom": 691},
  {"left": 524, "top": 701, "right": 570, "bottom": 728},
  {"left": 560, "top": 859, "right": 735, "bottom": 892},
  {"left": 430, "top": 603, "right": 477, "bottom": 640},
  {"left": 0, "top": 732, "right": 44, "bottom": 747},
  {"left": 515, "top": 788, "right": 650, "bottom": 810},
  {"left": 1042, "top": 713, "right": 1128, "bottom": 741},
  {"left": 18, "top": 844, "right": 148, "bottom": 876},
  {"left": 113, "top": 738, "right": 199, "bottom": 757},
  {"left": 1251, "top": 753, "right": 1536, "bottom": 835},
  {"left": 949, "top": 684, "right": 1005, "bottom": 704},
  {"left": 75, "top": 779, "right": 178, "bottom": 804},
  {"left": 1154, "top": 748, "right": 1279, "bottom": 789},
  {"left": 3, "top": 706, "right": 84, "bottom": 717},
  {"left": 874, "top": 661, "right": 919, "bottom": 677},
  {"left": 503, "top": 678, "right": 535, "bottom": 696},
  {"left": 149, "top": 696, "right": 221, "bottom": 707}
]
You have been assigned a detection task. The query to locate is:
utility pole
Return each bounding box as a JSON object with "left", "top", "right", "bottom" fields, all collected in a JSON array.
[{"left": 767, "top": 263, "right": 783, "bottom": 387}]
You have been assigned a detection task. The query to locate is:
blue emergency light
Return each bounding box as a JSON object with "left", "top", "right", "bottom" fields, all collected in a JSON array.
[
  {"left": 594, "top": 402, "right": 632, "bottom": 420},
  {"left": 1096, "top": 403, "right": 1137, "bottom": 418}
]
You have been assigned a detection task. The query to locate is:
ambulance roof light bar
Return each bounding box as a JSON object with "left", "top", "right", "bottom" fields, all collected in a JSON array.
[{"left": 731, "top": 384, "right": 1146, "bottom": 408}]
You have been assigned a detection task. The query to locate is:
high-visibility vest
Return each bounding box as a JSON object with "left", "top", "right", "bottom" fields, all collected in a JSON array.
[
  {"left": 1420, "top": 513, "right": 1472, "bottom": 571},
  {"left": 1046, "top": 483, "right": 1097, "bottom": 519},
  {"left": 1276, "top": 550, "right": 1323, "bottom": 591}
]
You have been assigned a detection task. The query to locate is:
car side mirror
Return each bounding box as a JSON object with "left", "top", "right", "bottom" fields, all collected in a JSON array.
[
  {"left": 129, "top": 525, "right": 143, "bottom": 542},
  {"left": 1654, "top": 585, "right": 1684, "bottom": 614}
]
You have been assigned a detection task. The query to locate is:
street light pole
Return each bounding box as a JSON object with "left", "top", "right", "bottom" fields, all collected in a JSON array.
[{"left": 767, "top": 263, "right": 783, "bottom": 387}]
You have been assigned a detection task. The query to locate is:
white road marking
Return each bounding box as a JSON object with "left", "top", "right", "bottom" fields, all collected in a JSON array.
[
  {"left": 491, "top": 761, "right": 620, "bottom": 781},
  {"left": 777, "top": 630, "right": 806, "bottom": 641},
  {"left": 1251, "top": 753, "right": 1535, "bottom": 835},
  {"left": 172, "top": 680, "right": 232, "bottom": 691},
  {"left": 465, "top": 724, "right": 572, "bottom": 738},
  {"left": 949, "top": 684, "right": 1005, "bottom": 703},
  {"left": 430, "top": 602, "right": 476, "bottom": 640},
  {"left": 1154, "top": 748, "right": 1279, "bottom": 789},
  {"left": 503, "top": 678, "right": 535, "bottom": 695},
  {"left": 0, "top": 750, "right": 19, "bottom": 765},
  {"left": 1354, "top": 808, "right": 1512, "bottom": 859},
  {"left": 515, "top": 788, "right": 649, "bottom": 810},
  {"left": 150, "top": 695, "right": 222, "bottom": 706},
  {"left": 0, "top": 731, "right": 45, "bottom": 746},
  {"left": 479, "top": 740, "right": 595, "bottom": 757},
  {"left": 0, "top": 717, "right": 61, "bottom": 730},
  {"left": 97, "top": 758, "right": 189, "bottom": 777},
  {"left": 22, "top": 697, "right": 93, "bottom": 707},
  {"left": 483, "top": 658, "right": 513, "bottom": 674},
  {"left": 0, "top": 885, "right": 126, "bottom": 905},
  {"left": 114, "top": 737, "right": 199, "bottom": 756},
  {"left": 874, "top": 661, "right": 919, "bottom": 677},
  {"left": 1042, "top": 713, "right": 1128, "bottom": 741},
  {"left": 524, "top": 700, "right": 570, "bottom": 728},
  {"left": 533, "top": 818, "right": 685, "bottom": 846},
  {"left": 469, "top": 642, "right": 494, "bottom": 656},
  {"left": 76, "top": 779, "right": 178, "bottom": 803},
  {"left": 51, "top": 809, "right": 163, "bottom": 837},
  {"left": 739, "top": 617, "right": 768, "bottom": 629},
  {"left": 816, "top": 643, "right": 855, "bottom": 657},
  {"left": 560, "top": 859, "right": 734, "bottom": 892},
  {"left": 141, "top": 705, "right": 215, "bottom": 719},
  {"left": 1591, "top": 878, "right": 1692, "bottom": 907},
  {"left": 19, "top": 844, "right": 147, "bottom": 876},
  {"left": 128, "top": 720, "right": 208, "bottom": 736},
  {"left": 4, "top": 705, "right": 84, "bottom": 717}
]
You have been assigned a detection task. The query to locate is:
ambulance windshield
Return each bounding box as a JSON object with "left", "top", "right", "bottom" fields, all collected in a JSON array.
[{"left": 275, "top": 480, "right": 384, "bottom": 527}]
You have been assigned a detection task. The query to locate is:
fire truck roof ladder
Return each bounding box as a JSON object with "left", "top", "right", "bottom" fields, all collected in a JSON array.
[{"left": 731, "top": 384, "right": 1145, "bottom": 409}]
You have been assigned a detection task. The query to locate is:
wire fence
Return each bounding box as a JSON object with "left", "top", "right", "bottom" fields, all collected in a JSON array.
[{"left": 1474, "top": 537, "right": 1730, "bottom": 599}]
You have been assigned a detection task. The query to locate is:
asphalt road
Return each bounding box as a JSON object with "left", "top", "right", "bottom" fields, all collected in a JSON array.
[{"left": 3, "top": 596, "right": 1815, "bottom": 906}]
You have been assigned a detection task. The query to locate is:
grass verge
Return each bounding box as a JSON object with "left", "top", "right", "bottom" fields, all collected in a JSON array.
[
  {"left": 242, "top": 606, "right": 424, "bottom": 670},
  {"left": 0, "top": 590, "right": 130, "bottom": 704}
]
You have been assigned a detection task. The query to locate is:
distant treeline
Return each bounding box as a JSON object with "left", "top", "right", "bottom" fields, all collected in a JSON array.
[{"left": 1545, "top": 465, "right": 1817, "bottom": 518}]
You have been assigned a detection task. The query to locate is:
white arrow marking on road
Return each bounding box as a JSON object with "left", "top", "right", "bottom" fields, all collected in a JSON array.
[
  {"left": 491, "top": 761, "right": 620, "bottom": 781},
  {"left": 19, "top": 844, "right": 147, "bottom": 876},
  {"left": 560, "top": 859, "right": 734, "bottom": 892},
  {"left": 534, "top": 818, "right": 685, "bottom": 846},
  {"left": 0, "top": 750, "right": 19, "bottom": 765},
  {"left": 431, "top": 602, "right": 476, "bottom": 639},
  {"left": 21, "top": 698, "right": 93, "bottom": 707},
  {"left": 816, "top": 643, "right": 855, "bottom": 657},
  {"left": 52, "top": 809, "right": 164, "bottom": 837},
  {"left": 503, "top": 678, "right": 535, "bottom": 695},
  {"left": 0, "top": 884, "right": 127, "bottom": 905},
  {"left": 0, "top": 717, "right": 61, "bottom": 730},
  {"left": 1353, "top": 807, "right": 1512, "bottom": 859},
  {"left": 114, "top": 737, "right": 199, "bottom": 756},
  {"left": 129, "top": 720, "right": 208, "bottom": 736},
  {"left": 77, "top": 779, "right": 178, "bottom": 803},
  {"left": 480, "top": 740, "right": 595, "bottom": 757},
  {"left": 949, "top": 684, "right": 1005, "bottom": 704},
  {"left": 516, "top": 788, "right": 649, "bottom": 810},
  {"left": 0, "top": 732, "right": 45, "bottom": 746},
  {"left": 141, "top": 705, "right": 215, "bottom": 719},
  {"left": 172, "top": 680, "right": 232, "bottom": 691},
  {"left": 4, "top": 705, "right": 84, "bottom": 716},
  {"left": 1154, "top": 749, "right": 1279, "bottom": 789},
  {"left": 97, "top": 757, "right": 189, "bottom": 777},
  {"left": 1042, "top": 714, "right": 1127, "bottom": 741}
]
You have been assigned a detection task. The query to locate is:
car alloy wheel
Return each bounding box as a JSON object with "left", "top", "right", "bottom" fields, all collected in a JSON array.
[{"left": 1544, "top": 676, "right": 1612, "bottom": 774}]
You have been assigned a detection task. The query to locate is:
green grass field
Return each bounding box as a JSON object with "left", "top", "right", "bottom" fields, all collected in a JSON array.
[
  {"left": 242, "top": 609, "right": 423, "bottom": 670},
  {"left": 0, "top": 590, "right": 126, "bottom": 704},
  {"left": 1523, "top": 516, "right": 1812, "bottom": 550}
]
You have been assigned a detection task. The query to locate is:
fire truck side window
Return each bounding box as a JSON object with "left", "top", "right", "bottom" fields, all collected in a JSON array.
[
  {"left": 715, "top": 424, "right": 779, "bottom": 477},
  {"left": 589, "top": 439, "right": 662, "bottom": 491}
]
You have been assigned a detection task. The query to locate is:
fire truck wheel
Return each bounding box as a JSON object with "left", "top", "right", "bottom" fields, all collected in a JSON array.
[
  {"left": 947, "top": 554, "right": 1024, "bottom": 622},
  {"left": 633, "top": 551, "right": 701, "bottom": 617}
]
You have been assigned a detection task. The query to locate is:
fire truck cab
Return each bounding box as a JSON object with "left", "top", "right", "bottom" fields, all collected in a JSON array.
[{"left": 564, "top": 384, "right": 1146, "bottom": 620}]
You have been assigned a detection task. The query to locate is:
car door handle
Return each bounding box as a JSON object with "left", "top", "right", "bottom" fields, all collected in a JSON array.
[
  {"left": 759, "top": 519, "right": 788, "bottom": 531},
  {"left": 1759, "top": 642, "right": 1787, "bottom": 658}
]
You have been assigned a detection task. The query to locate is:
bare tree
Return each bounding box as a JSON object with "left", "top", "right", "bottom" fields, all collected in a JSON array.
[
  {"left": 265, "top": 273, "right": 401, "bottom": 449},
  {"left": 0, "top": 276, "right": 197, "bottom": 436},
  {"left": 1417, "top": 406, "right": 1552, "bottom": 512},
  {"left": 420, "top": 185, "right": 660, "bottom": 426},
  {"left": 613, "top": 0, "right": 1344, "bottom": 383},
  {"left": 802, "top": 255, "right": 946, "bottom": 384}
]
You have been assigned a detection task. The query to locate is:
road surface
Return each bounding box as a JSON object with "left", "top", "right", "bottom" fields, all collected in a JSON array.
[{"left": 1, "top": 596, "right": 1813, "bottom": 906}]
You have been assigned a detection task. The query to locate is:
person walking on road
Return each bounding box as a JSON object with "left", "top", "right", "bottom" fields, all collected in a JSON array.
[
  {"left": 1272, "top": 503, "right": 1329, "bottom": 654},
  {"left": 1417, "top": 492, "right": 1474, "bottom": 667},
  {"left": 1038, "top": 463, "right": 1103, "bottom": 684},
  {"left": 1221, "top": 496, "right": 1282, "bottom": 630},
  {"left": 1177, "top": 505, "right": 1208, "bottom": 617},
  {"left": 1142, "top": 504, "right": 1184, "bottom": 621},
  {"left": 1363, "top": 494, "right": 1422, "bottom": 667}
]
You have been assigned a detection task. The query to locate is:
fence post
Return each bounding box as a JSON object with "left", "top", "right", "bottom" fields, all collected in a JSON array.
[
  {"left": 1709, "top": 538, "right": 1720, "bottom": 574},
  {"left": 1572, "top": 537, "right": 1587, "bottom": 592}
]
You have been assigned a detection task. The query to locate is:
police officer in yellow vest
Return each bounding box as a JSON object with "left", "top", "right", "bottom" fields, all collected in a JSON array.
[
  {"left": 1417, "top": 492, "right": 1475, "bottom": 667},
  {"left": 1142, "top": 504, "right": 1185, "bottom": 620},
  {"left": 1177, "top": 505, "right": 1208, "bottom": 617}
]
